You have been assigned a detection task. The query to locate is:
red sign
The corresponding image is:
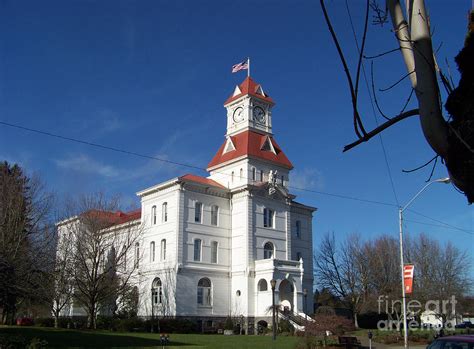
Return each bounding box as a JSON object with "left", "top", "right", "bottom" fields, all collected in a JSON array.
[{"left": 403, "top": 264, "right": 415, "bottom": 294}]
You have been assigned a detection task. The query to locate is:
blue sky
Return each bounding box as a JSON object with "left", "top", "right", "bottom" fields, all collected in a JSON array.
[{"left": 1, "top": 1, "right": 472, "bottom": 274}]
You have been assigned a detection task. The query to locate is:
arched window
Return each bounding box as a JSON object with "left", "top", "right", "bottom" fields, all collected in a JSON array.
[
  {"left": 161, "top": 239, "right": 166, "bottom": 261},
  {"left": 195, "top": 202, "right": 202, "bottom": 223},
  {"left": 240, "top": 168, "right": 243, "bottom": 180},
  {"left": 211, "top": 205, "right": 219, "bottom": 226},
  {"left": 162, "top": 202, "right": 168, "bottom": 222},
  {"left": 211, "top": 241, "right": 218, "bottom": 263},
  {"left": 258, "top": 279, "right": 268, "bottom": 291},
  {"left": 296, "top": 220, "right": 301, "bottom": 238},
  {"left": 150, "top": 241, "right": 155, "bottom": 262},
  {"left": 281, "top": 175, "right": 285, "bottom": 186},
  {"left": 231, "top": 171, "right": 234, "bottom": 183},
  {"left": 197, "top": 278, "right": 212, "bottom": 306},
  {"left": 152, "top": 278, "right": 162, "bottom": 305},
  {"left": 264, "top": 242, "right": 274, "bottom": 259},
  {"left": 151, "top": 205, "right": 157, "bottom": 225},
  {"left": 260, "top": 170, "right": 264, "bottom": 182},
  {"left": 134, "top": 242, "right": 140, "bottom": 268},
  {"left": 194, "top": 239, "right": 202, "bottom": 261},
  {"left": 252, "top": 167, "right": 257, "bottom": 181}
]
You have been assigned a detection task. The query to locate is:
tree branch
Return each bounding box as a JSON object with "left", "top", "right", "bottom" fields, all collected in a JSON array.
[{"left": 343, "top": 108, "right": 419, "bottom": 152}]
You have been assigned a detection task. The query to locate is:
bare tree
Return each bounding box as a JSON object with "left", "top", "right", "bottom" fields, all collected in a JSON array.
[
  {"left": 314, "top": 232, "right": 365, "bottom": 327},
  {"left": 406, "top": 233, "right": 472, "bottom": 326},
  {"left": 320, "top": 1, "right": 474, "bottom": 203},
  {"left": 57, "top": 194, "right": 143, "bottom": 329},
  {"left": 49, "top": 229, "right": 75, "bottom": 328}
]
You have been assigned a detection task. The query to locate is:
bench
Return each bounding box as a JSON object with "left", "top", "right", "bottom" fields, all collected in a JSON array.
[{"left": 338, "top": 336, "right": 361, "bottom": 349}]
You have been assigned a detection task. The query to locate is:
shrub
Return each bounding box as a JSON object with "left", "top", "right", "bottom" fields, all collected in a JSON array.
[
  {"left": 116, "top": 317, "right": 145, "bottom": 332},
  {"left": 305, "top": 314, "right": 355, "bottom": 337},
  {"left": 279, "top": 319, "right": 295, "bottom": 335},
  {"left": 0, "top": 333, "right": 28, "bottom": 348},
  {"left": 26, "top": 338, "right": 48, "bottom": 349},
  {"left": 158, "top": 318, "right": 198, "bottom": 333},
  {"left": 96, "top": 316, "right": 119, "bottom": 331},
  {"left": 35, "top": 318, "right": 54, "bottom": 327},
  {"left": 16, "top": 317, "right": 34, "bottom": 326},
  {"left": 224, "top": 317, "right": 234, "bottom": 330}
]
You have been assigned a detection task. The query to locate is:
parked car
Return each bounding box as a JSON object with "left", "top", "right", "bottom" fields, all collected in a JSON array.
[
  {"left": 455, "top": 322, "right": 474, "bottom": 329},
  {"left": 427, "top": 335, "right": 474, "bottom": 349}
]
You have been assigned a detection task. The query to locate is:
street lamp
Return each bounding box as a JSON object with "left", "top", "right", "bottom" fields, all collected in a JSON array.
[
  {"left": 303, "top": 289, "right": 308, "bottom": 320},
  {"left": 399, "top": 177, "right": 450, "bottom": 349},
  {"left": 270, "top": 279, "right": 277, "bottom": 341}
]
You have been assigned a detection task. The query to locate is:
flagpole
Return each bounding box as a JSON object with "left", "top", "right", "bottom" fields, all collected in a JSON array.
[{"left": 247, "top": 57, "right": 250, "bottom": 77}]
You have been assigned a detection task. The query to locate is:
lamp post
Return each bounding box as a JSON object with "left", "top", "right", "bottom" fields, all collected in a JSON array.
[
  {"left": 399, "top": 177, "right": 450, "bottom": 349},
  {"left": 270, "top": 279, "right": 277, "bottom": 341},
  {"left": 303, "top": 288, "right": 308, "bottom": 320}
]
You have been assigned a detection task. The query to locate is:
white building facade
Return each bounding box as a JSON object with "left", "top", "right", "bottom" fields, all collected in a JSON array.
[{"left": 61, "top": 77, "right": 316, "bottom": 333}]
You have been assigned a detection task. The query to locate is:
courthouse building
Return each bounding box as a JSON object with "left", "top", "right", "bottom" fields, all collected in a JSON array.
[{"left": 60, "top": 76, "right": 316, "bottom": 332}]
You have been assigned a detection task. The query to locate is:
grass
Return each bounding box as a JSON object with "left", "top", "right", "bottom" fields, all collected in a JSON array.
[{"left": 0, "top": 326, "right": 300, "bottom": 349}]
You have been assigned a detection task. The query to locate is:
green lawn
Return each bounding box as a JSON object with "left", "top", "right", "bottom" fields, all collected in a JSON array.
[{"left": 0, "top": 326, "right": 300, "bottom": 349}]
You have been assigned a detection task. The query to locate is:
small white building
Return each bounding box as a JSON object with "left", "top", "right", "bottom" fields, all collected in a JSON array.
[{"left": 60, "top": 77, "right": 316, "bottom": 333}]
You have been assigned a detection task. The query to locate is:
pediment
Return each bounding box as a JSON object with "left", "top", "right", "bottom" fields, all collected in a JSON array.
[
  {"left": 223, "top": 136, "right": 236, "bottom": 154},
  {"left": 232, "top": 85, "right": 242, "bottom": 97},
  {"left": 260, "top": 136, "right": 276, "bottom": 154}
]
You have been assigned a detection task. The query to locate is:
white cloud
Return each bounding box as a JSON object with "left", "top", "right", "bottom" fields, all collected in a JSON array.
[
  {"left": 290, "top": 167, "right": 325, "bottom": 191},
  {"left": 55, "top": 154, "right": 120, "bottom": 178}
]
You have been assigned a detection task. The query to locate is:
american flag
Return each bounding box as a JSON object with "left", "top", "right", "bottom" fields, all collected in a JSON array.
[{"left": 232, "top": 59, "right": 249, "bottom": 73}]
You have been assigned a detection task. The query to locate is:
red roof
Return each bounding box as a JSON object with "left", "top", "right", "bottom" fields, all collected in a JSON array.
[
  {"left": 224, "top": 76, "right": 274, "bottom": 106},
  {"left": 82, "top": 209, "right": 141, "bottom": 227},
  {"left": 207, "top": 130, "right": 293, "bottom": 170},
  {"left": 179, "top": 174, "right": 226, "bottom": 189}
]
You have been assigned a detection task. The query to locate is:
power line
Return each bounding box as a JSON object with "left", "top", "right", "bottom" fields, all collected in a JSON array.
[
  {"left": 344, "top": 0, "right": 400, "bottom": 206},
  {"left": 2, "top": 119, "right": 471, "bottom": 235},
  {"left": 404, "top": 218, "right": 474, "bottom": 235},
  {"left": 0, "top": 119, "right": 398, "bottom": 208},
  {"left": 407, "top": 208, "right": 474, "bottom": 235}
]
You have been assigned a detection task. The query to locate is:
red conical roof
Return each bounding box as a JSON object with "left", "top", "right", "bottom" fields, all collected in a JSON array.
[{"left": 224, "top": 76, "right": 274, "bottom": 106}]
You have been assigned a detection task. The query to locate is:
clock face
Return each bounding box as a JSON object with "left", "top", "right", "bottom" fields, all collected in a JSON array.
[
  {"left": 253, "top": 106, "right": 266, "bottom": 123},
  {"left": 233, "top": 107, "right": 244, "bottom": 122}
]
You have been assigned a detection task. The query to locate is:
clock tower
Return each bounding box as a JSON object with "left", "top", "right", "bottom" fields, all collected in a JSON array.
[{"left": 224, "top": 77, "right": 274, "bottom": 136}]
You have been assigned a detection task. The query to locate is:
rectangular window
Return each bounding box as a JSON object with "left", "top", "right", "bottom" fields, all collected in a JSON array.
[
  {"left": 161, "top": 239, "right": 166, "bottom": 261},
  {"left": 197, "top": 288, "right": 203, "bottom": 304},
  {"left": 211, "top": 241, "right": 218, "bottom": 263},
  {"left": 162, "top": 202, "right": 168, "bottom": 222},
  {"left": 194, "top": 239, "right": 201, "bottom": 261},
  {"left": 263, "top": 208, "right": 274, "bottom": 228},
  {"left": 134, "top": 243, "right": 139, "bottom": 268},
  {"left": 211, "top": 205, "right": 219, "bottom": 226},
  {"left": 152, "top": 205, "right": 157, "bottom": 225},
  {"left": 150, "top": 241, "right": 155, "bottom": 262},
  {"left": 296, "top": 220, "right": 301, "bottom": 238},
  {"left": 296, "top": 252, "right": 302, "bottom": 261},
  {"left": 195, "top": 202, "right": 202, "bottom": 223}
]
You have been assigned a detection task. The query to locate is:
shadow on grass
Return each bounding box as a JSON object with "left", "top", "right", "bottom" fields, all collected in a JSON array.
[{"left": 0, "top": 327, "right": 191, "bottom": 348}]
